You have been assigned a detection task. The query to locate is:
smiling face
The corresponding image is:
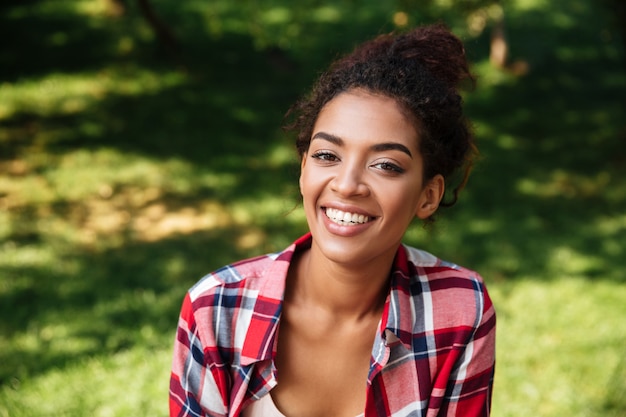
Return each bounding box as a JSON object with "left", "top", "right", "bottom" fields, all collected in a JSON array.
[{"left": 299, "top": 89, "right": 444, "bottom": 268}]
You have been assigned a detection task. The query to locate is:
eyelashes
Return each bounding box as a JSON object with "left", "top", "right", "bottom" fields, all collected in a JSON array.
[
  {"left": 311, "top": 151, "right": 338, "bottom": 162},
  {"left": 310, "top": 151, "right": 405, "bottom": 174},
  {"left": 373, "top": 161, "right": 405, "bottom": 174}
]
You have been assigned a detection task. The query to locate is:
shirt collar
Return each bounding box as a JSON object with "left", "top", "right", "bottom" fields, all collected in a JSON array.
[
  {"left": 240, "top": 233, "right": 312, "bottom": 366},
  {"left": 380, "top": 245, "right": 417, "bottom": 350}
]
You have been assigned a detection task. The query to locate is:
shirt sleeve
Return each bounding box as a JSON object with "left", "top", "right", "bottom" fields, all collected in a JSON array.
[
  {"left": 169, "top": 292, "right": 230, "bottom": 417},
  {"left": 438, "top": 281, "right": 496, "bottom": 417}
]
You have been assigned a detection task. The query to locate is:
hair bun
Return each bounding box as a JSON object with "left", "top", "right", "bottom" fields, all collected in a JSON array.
[{"left": 349, "top": 23, "right": 473, "bottom": 90}]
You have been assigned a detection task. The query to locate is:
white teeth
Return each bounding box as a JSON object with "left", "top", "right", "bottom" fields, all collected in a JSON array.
[{"left": 325, "top": 208, "right": 370, "bottom": 225}]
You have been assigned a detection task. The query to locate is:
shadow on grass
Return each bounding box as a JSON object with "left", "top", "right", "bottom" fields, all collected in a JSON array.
[{"left": 0, "top": 1, "right": 154, "bottom": 82}]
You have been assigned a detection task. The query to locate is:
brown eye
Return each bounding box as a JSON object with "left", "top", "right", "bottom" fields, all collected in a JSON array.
[
  {"left": 373, "top": 161, "right": 405, "bottom": 174},
  {"left": 311, "top": 151, "right": 339, "bottom": 162}
]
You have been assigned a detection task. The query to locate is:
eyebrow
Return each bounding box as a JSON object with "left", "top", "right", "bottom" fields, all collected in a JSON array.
[{"left": 311, "top": 131, "right": 413, "bottom": 158}]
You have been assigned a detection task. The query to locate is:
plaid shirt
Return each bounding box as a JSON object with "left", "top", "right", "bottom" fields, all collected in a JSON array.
[{"left": 170, "top": 233, "right": 495, "bottom": 417}]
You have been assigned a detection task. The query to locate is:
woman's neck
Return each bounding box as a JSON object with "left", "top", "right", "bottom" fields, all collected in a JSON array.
[{"left": 286, "top": 243, "right": 394, "bottom": 321}]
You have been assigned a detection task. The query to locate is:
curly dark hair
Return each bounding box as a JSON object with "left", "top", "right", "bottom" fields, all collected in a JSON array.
[{"left": 284, "top": 23, "right": 477, "bottom": 215}]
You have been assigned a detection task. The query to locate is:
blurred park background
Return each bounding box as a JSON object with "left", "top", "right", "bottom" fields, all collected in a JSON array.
[{"left": 0, "top": 0, "right": 625, "bottom": 416}]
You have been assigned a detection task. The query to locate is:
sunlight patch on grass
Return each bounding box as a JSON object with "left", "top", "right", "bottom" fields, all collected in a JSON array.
[
  {"left": 1, "top": 146, "right": 248, "bottom": 247},
  {"left": 512, "top": 0, "right": 551, "bottom": 12},
  {"left": 471, "top": 60, "right": 519, "bottom": 88},
  {"left": 261, "top": 7, "right": 292, "bottom": 25},
  {"left": 0, "top": 243, "right": 56, "bottom": 270},
  {"left": 49, "top": 149, "right": 152, "bottom": 199},
  {"left": 13, "top": 322, "right": 100, "bottom": 360},
  {"left": 0, "top": 68, "right": 185, "bottom": 120},
  {"left": 132, "top": 200, "right": 234, "bottom": 242},
  {"left": 231, "top": 196, "right": 300, "bottom": 226},
  {"left": 74, "top": 0, "right": 117, "bottom": 17},
  {"left": 495, "top": 134, "right": 518, "bottom": 150},
  {"left": 194, "top": 2, "right": 248, "bottom": 38},
  {"left": 547, "top": 245, "right": 604, "bottom": 276},
  {"left": 266, "top": 142, "right": 299, "bottom": 167},
  {"left": 230, "top": 195, "right": 305, "bottom": 251},
  {"left": 595, "top": 213, "right": 626, "bottom": 236},
  {"left": 0, "top": 213, "right": 10, "bottom": 241},
  {"left": 490, "top": 277, "right": 626, "bottom": 416},
  {"left": 5, "top": 0, "right": 128, "bottom": 21},
  {"left": 39, "top": 148, "right": 235, "bottom": 201},
  {"left": 0, "top": 346, "right": 172, "bottom": 417},
  {"left": 466, "top": 218, "right": 498, "bottom": 234},
  {"left": 312, "top": 6, "right": 342, "bottom": 23},
  {"left": 0, "top": 174, "right": 56, "bottom": 208},
  {"left": 516, "top": 170, "right": 611, "bottom": 199}
]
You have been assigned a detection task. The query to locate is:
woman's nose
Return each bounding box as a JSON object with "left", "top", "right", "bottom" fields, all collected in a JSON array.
[{"left": 330, "top": 163, "right": 370, "bottom": 197}]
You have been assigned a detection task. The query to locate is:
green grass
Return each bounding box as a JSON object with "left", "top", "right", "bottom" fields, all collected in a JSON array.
[
  {"left": 491, "top": 278, "right": 626, "bottom": 416},
  {"left": 1, "top": 0, "right": 625, "bottom": 416}
]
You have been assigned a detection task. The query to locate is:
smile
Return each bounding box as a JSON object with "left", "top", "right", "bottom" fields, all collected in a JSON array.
[{"left": 324, "top": 207, "right": 371, "bottom": 225}]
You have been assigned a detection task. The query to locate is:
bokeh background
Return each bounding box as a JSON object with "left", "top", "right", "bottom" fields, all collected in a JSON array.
[{"left": 1, "top": 0, "right": 625, "bottom": 416}]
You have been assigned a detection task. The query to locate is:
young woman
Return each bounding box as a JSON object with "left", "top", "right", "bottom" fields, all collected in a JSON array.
[{"left": 170, "top": 23, "right": 496, "bottom": 417}]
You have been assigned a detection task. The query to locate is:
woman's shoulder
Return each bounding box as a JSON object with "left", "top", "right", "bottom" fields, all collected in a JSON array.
[
  {"left": 177, "top": 250, "right": 290, "bottom": 337},
  {"left": 400, "top": 243, "right": 486, "bottom": 285},
  {"left": 186, "top": 253, "right": 282, "bottom": 300},
  {"left": 397, "top": 244, "right": 494, "bottom": 330},
  {"left": 187, "top": 236, "right": 306, "bottom": 302},
  {"left": 398, "top": 244, "right": 492, "bottom": 315}
]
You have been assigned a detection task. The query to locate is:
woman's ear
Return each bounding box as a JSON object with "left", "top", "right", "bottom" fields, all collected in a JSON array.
[{"left": 415, "top": 174, "right": 445, "bottom": 219}]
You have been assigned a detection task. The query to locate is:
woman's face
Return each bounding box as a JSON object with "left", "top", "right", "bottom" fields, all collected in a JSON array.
[{"left": 299, "top": 89, "right": 444, "bottom": 267}]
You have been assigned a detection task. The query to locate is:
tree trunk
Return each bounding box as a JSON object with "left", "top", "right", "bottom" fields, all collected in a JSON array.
[
  {"left": 489, "top": 7, "right": 507, "bottom": 68},
  {"left": 136, "top": 0, "right": 179, "bottom": 56}
]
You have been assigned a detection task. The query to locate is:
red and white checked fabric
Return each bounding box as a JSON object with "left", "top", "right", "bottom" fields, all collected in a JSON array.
[{"left": 170, "top": 233, "right": 496, "bottom": 417}]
